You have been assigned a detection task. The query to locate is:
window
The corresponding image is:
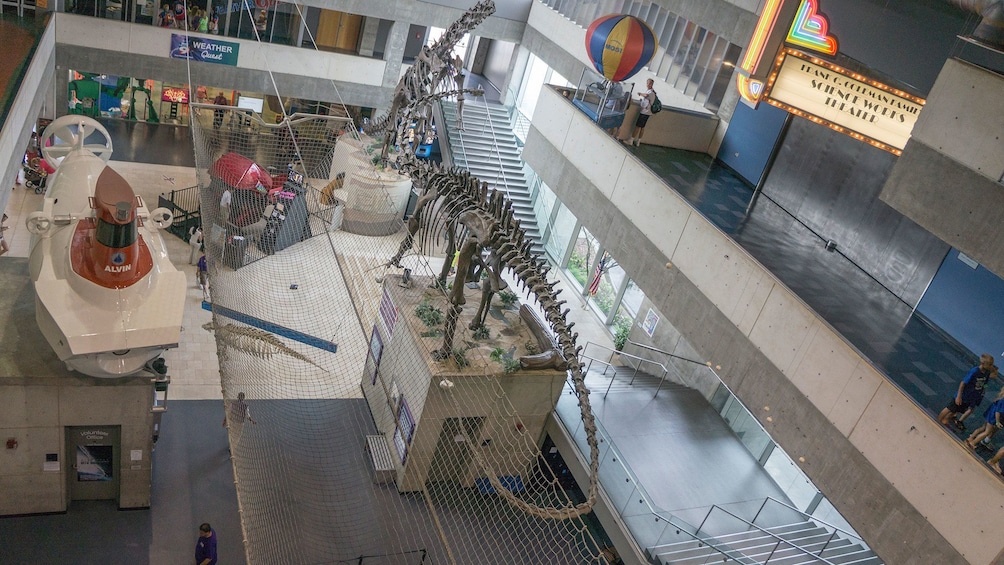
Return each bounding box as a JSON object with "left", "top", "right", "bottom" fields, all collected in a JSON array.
[{"left": 95, "top": 218, "right": 138, "bottom": 249}]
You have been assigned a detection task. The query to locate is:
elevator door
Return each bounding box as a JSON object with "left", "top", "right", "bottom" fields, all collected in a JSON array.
[{"left": 66, "top": 426, "right": 121, "bottom": 501}]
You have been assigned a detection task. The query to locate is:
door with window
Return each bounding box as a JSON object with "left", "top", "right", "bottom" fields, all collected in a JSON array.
[{"left": 66, "top": 426, "right": 121, "bottom": 501}]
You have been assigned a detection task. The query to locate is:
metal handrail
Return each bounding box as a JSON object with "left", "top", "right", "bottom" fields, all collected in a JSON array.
[
  {"left": 504, "top": 86, "right": 531, "bottom": 145},
  {"left": 562, "top": 365, "right": 865, "bottom": 564},
  {"left": 581, "top": 341, "right": 672, "bottom": 397},
  {"left": 557, "top": 377, "right": 757, "bottom": 564},
  {"left": 626, "top": 338, "right": 708, "bottom": 366},
  {"left": 696, "top": 504, "right": 844, "bottom": 565},
  {"left": 473, "top": 93, "right": 516, "bottom": 200},
  {"left": 443, "top": 89, "right": 556, "bottom": 256},
  {"left": 755, "top": 497, "right": 868, "bottom": 547}
]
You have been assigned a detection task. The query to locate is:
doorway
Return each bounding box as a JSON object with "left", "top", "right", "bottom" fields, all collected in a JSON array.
[
  {"left": 66, "top": 426, "right": 121, "bottom": 502},
  {"left": 428, "top": 417, "right": 484, "bottom": 486}
]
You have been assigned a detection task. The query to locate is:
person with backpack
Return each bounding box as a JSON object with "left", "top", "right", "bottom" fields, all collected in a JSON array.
[{"left": 623, "top": 78, "right": 659, "bottom": 147}]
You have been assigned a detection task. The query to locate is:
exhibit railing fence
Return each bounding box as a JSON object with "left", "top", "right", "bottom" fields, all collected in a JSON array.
[{"left": 158, "top": 184, "right": 202, "bottom": 242}]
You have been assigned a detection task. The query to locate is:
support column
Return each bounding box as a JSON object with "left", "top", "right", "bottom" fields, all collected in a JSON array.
[
  {"left": 381, "top": 21, "right": 409, "bottom": 90},
  {"left": 54, "top": 65, "right": 69, "bottom": 119},
  {"left": 357, "top": 16, "right": 381, "bottom": 58}
]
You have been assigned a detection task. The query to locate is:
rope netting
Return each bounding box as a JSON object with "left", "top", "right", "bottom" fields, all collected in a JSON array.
[
  {"left": 189, "top": 109, "right": 609, "bottom": 564},
  {"left": 184, "top": 2, "right": 610, "bottom": 563}
]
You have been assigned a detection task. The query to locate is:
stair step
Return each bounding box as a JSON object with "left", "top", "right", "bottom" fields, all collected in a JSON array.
[
  {"left": 451, "top": 142, "right": 520, "bottom": 156},
  {"left": 453, "top": 160, "right": 525, "bottom": 172},
  {"left": 651, "top": 522, "right": 833, "bottom": 563},
  {"left": 444, "top": 105, "right": 510, "bottom": 117},
  {"left": 452, "top": 148, "right": 524, "bottom": 163},
  {"left": 451, "top": 131, "right": 519, "bottom": 145},
  {"left": 825, "top": 549, "right": 881, "bottom": 564},
  {"left": 655, "top": 530, "right": 826, "bottom": 563},
  {"left": 763, "top": 540, "right": 854, "bottom": 564},
  {"left": 439, "top": 99, "right": 545, "bottom": 253}
]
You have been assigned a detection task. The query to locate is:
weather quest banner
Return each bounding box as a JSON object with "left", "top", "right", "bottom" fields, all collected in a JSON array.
[{"left": 170, "top": 34, "right": 239, "bottom": 66}]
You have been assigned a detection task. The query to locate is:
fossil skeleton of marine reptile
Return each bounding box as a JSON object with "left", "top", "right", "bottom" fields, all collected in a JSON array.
[{"left": 369, "top": 0, "right": 602, "bottom": 521}]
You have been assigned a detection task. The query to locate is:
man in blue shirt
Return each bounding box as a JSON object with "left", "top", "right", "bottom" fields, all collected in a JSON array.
[
  {"left": 939, "top": 353, "right": 996, "bottom": 428},
  {"left": 195, "top": 522, "right": 218, "bottom": 565}
]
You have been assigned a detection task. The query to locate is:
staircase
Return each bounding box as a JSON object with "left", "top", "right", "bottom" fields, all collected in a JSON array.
[
  {"left": 648, "top": 520, "right": 882, "bottom": 565},
  {"left": 440, "top": 99, "right": 545, "bottom": 255}
]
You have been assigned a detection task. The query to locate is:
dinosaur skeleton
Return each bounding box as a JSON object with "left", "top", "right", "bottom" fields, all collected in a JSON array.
[
  {"left": 363, "top": 0, "right": 496, "bottom": 163},
  {"left": 378, "top": 0, "right": 602, "bottom": 521}
]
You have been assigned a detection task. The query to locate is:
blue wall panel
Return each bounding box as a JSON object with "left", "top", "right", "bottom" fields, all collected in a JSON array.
[
  {"left": 917, "top": 250, "right": 1004, "bottom": 358},
  {"left": 717, "top": 101, "right": 787, "bottom": 186}
]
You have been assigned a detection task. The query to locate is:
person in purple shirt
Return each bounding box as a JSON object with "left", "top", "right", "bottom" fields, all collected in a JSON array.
[{"left": 195, "top": 522, "right": 217, "bottom": 565}]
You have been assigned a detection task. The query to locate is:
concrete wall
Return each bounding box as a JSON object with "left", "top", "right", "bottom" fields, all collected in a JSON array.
[
  {"left": 881, "top": 59, "right": 1004, "bottom": 280},
  {"left": 360, "top": 278, "right": 565, "bottom": 493},
  {"left": 620, "top": 296, "right": 722, "bottom": 401},
  {"left": 0, "top": 376, "right": 158, "bottom": 514},
  {"left": 522, "top": 84, "right": 1004, "bottom": 564},
  {"left": 0, "top": 258, "right": 157, "bottom": 515},
  {"left": 479, "top": 38, "right": 516, "bottom": 96}
]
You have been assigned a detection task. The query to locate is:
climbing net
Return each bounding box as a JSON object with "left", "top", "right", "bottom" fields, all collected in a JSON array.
[
  {"left": 184, "top": 1, "right": 611, "bottom": 562},
  {"left": 188, "top": 108, "right": 612, "bottom": 564}
]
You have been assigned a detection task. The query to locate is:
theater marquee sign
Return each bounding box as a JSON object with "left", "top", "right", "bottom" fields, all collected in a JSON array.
[{"left": 765, "top": 49, "right": 925, "bottom": 154}]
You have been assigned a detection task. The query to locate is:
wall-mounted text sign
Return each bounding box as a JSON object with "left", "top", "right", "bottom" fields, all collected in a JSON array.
[
  {"left": 765, "top": 49, "right": 924, "bottom": 154},
  {"left": 170, "top": 34, "right": 239, "bottom": 66}
]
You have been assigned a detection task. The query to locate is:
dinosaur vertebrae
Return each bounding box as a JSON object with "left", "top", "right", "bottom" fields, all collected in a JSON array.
[{"left": 203, "top": 322, "right": 324, "bottom": 370}]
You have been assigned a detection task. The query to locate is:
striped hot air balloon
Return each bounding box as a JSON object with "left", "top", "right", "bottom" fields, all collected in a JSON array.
[{"left": 585, "top": 14, "right": 658, "bottom": 82}]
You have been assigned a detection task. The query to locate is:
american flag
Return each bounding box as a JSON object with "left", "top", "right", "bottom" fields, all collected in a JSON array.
[{"left": 588, "top": 253, "right": 608, "bottom": 296}]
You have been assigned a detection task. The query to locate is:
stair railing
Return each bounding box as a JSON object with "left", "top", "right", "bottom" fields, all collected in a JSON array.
[
  {"left": 695, "top": 505, "right": 846, "bottom": 565},
  {"left": 504, "top": 87, "right": 531, "bottom": 146},
  {"left": 470, "top": 92, "right": 516, "bottom": 199},
  {"left": 555, "top": 375, "right": 759, "bottom": 565},
  {"left": 753, "top": 497, "right": 870, "bottom": 557},
  {"left": 581, "top": 341, "right": 671, "bottom": 397},
  {"left": 436, "top": 94, "right": 555, "bottom": 256}
]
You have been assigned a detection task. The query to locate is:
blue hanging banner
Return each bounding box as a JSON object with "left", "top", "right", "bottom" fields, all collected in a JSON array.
[{"left": 170, "top": 34, "right": 240, "bottom": 66}]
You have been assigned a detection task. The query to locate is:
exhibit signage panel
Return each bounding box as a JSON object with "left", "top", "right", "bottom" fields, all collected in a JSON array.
[
  {"left": 161, "top": 87, "right": 190, "bottom": 103},
  {"left": 170, "top": 34, "right": 240, "bottom": 66},
  {"left": 765, "top": 49, "right": 925, "bottom": 154}
]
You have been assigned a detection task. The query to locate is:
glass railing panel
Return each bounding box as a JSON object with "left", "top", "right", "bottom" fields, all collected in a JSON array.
[
  {"left": 811, "top": 497, "right": 858, "bottom": 539},
  {"left": 622, "top": 512, "right": 673, "bottom": 552},
  {"left": 597, "top": 454, "right": 637, "bottom": 515},
  {"left": 763, "top": 448, "right": 818, "bottom": 512},
  {"left": 650, "top": 515, "right": 696, "bottom": 548}
]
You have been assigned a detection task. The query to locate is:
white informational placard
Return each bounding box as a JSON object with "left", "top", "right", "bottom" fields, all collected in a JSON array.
[
  {"left": 642, "top": 308, "right": 659, "bottom": 337},
  {"left": 237, "top": 96, "right": 264, "bottom": 113},
  {"left": 130, "top": 449, "right": 143, "bottom": 461}
]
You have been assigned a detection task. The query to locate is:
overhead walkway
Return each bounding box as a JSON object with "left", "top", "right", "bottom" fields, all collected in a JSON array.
[{"left": 0, "top": 13, "right": 46, "bottom": 130}]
